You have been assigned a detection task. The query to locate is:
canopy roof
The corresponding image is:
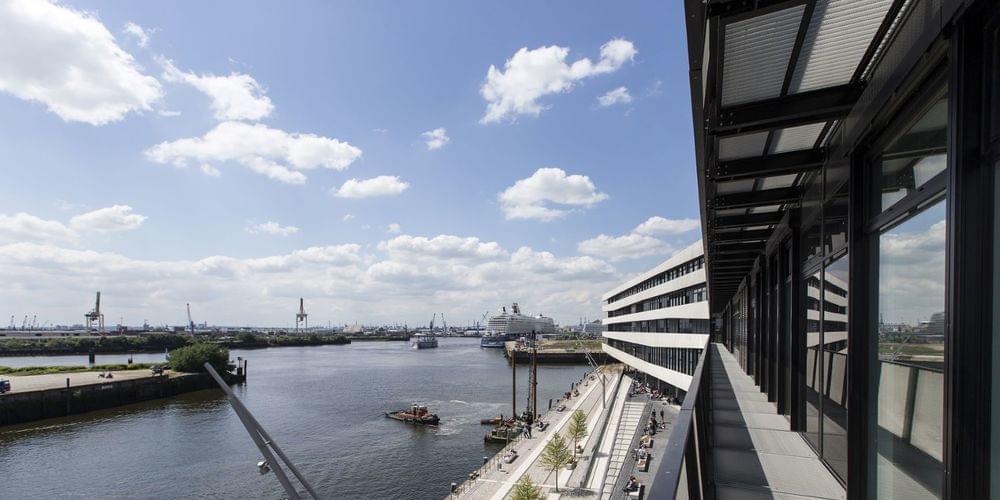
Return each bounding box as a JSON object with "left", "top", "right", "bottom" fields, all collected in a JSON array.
[{"left": 684, "top": 0, "right": 909, "bottom": 312}]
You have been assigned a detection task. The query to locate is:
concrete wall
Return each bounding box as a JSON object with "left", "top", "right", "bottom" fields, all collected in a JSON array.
[{"left": 0, "top": 373, "right": 218, "bottom": 426}]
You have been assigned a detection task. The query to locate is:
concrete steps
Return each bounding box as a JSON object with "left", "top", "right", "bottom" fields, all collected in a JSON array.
[{"left": 601, "top": 401, "right": 646, "bottom": 499}]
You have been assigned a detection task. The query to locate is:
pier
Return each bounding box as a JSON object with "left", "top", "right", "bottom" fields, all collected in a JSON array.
[
  {"left": 503, "top": 340, "right": 609, "bottom": 364},
  {"left": 0, "top": 368, "right": 243, "bottom": 426}
]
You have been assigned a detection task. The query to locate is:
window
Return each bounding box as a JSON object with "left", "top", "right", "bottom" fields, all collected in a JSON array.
[{"left": 875, "top": 201, "right": 946, "bottom": 499}]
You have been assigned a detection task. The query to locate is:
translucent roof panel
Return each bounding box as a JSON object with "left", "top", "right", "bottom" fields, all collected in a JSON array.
[
  {"left": 718, "top": 131, "right": 769, "bottom": 160},
  {"left": 722, "top": 5, "right": 805, "bottom": 106},
  {"left": 758, "top": 173, "right": 799, "bottom": 190},
  {"left": 749, "top": 204, "right": 782, "bottom": 214},
  {"left": 771, "top": 122, "right": 827, "bottom": 153},
  {"left": 715, "top": 208, "right": 748, "bottom": 217},
  {"left": 716, "top": 178, "right": 756, "bottom": 195},
  {"left": 789, "top": 0, "right": 893, "bottom": 94}
]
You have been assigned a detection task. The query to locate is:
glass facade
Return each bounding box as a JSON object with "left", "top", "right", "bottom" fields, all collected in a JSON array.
[
  {"left": 605, "top": 318, "right": 710, "bottom": 334},
  {"left": 605, "top": 338, "right": 701, "bottom": 376},
  {"left": 606, "top": 256, "right": 704, "bottom": 304},
  {"left": 607, "top": 284, "right": 707, "bottom": 317}
]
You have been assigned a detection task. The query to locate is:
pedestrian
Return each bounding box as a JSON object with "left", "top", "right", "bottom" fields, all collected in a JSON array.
[{"left": 660, "top": 409, "right": 664, "bottom": 419}]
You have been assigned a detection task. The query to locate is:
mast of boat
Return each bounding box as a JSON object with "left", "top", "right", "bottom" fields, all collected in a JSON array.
[
  {"left": 530, "top": 329, "right": 538, "bottom": 425},
  {"left": 511, "top": 342, "right": 516, "bottom": 421}
]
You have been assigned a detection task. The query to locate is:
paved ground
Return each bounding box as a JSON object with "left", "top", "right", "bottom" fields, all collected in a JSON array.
[
  {"left": 710, "top": 344, "right": 845, "bottom": 500},
  {"left": 452, "top": 365, "right": 622, "bottom": 500},
  {"left": 2, "top": 369, "right": 174, "bottom": 394}
]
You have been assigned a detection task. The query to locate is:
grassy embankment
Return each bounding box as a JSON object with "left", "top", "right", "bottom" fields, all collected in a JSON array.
[{"left": 0, "top": 363, "right": 157, "bottom": 377}]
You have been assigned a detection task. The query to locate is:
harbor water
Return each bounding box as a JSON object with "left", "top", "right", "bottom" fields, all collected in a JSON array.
[{"left": 0, "top": 337, "right": 592, "bottom": 499}]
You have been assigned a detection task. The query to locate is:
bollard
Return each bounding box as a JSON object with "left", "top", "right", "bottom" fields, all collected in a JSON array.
[
  {"left": 483, "top": 456, "right": 488, "bottom": 465},
  {"left": 451, "top": 482, "right": 458, "bottom": 493},
  {"left": 549, "top": 398, "right": 553, "bottom": 410}
]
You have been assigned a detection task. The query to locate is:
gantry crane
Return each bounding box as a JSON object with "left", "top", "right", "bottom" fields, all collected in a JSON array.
[
  {"left": 85, "top": 291, "right": 104, "bottom": 331},
  {"left": 295, "top": 298, "right": 308, "bottom": 331},
  {"left": 187, "top": 303, "right": 195, "bottom": 335}
]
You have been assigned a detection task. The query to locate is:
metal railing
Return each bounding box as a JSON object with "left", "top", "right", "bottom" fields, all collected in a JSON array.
[{"left": 647, "top": 339, "right": 712, "bottom": 499}]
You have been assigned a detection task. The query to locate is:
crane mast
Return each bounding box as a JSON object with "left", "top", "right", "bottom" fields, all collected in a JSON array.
[{"left": 187, "top": 303, "right": 195, "bottom": 335}]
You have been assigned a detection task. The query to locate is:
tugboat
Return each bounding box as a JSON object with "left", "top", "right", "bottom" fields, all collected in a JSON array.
[{"left": 385, "top": 403, "right": 440, "bottom": 426}]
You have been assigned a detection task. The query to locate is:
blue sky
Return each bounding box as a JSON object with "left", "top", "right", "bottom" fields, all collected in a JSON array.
[{"left": 0, "top": 0, "right": 703, "bottom": 328}]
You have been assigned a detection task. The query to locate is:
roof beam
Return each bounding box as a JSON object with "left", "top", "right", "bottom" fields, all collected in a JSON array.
[
  {"left": 713, "top": 212, "right": 784, "bottom": 229},
  {"left": 710, "top": 242, "right": 765, "bottom": 255},
  {"left": 714, "top": 229, "right": 773, "bottom": 243},
  {"left": 710, "top": 187, "right": 800, "bottom": 209},
  {"left": 708, "top": 0, "right": 806, "bottom": 19},
  {"left": 712, "top": 85, "right": 856, "bottom": 135},
  {"left": 711, "top": 149, "right": 825, "bottom": 180}
]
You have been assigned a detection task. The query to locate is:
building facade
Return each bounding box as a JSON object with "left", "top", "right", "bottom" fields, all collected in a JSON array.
[
  {"left": 602, "top": 241, "right": 710, "bottom": 394},
  {"left": 663, "top": 0, "right": 1000, "bottom": 498}
]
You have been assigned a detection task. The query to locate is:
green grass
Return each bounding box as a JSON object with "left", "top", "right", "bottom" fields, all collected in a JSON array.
[{"left": 0, "top": 363, "right": 157, "bottom": 377}]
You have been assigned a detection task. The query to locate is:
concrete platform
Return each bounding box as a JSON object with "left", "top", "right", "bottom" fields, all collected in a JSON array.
[{"left": 2, "top": 369, "right": 174, "bottom": 394}]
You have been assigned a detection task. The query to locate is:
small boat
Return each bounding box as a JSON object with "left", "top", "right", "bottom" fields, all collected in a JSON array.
[
  {"left": 386, "top": 403, "right": 440, "bottom": 426},
  {"left": 411, "top": 333, "right": 439, "bottom": 349},
  {"left": 480, "top": 416, "right": 504, "bottom": 426},
  {"left": 484, "top": 425, "right": 523, "bottom": 443}
]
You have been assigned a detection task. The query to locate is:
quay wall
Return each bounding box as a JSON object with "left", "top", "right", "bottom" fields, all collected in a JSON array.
[
  {"left": 504, "top": 348, "right": 609, "bottom": 364},
  {"left": 0, "top": 373, "right": 230, "bottom": 427}
]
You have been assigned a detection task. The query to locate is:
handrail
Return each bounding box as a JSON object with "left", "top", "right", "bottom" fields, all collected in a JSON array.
[{"left": 647, "top": 338, "right": 712, "bottom": 499}]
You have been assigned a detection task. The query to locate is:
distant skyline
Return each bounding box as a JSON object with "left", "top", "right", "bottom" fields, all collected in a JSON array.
[{"left": 0, "top": 0, "right": 701, "bottom": 327}]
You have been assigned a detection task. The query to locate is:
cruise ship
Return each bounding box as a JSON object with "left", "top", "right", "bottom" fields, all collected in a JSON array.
[{"left": 480, "top": 303, "right": 555, "bottom": 348}]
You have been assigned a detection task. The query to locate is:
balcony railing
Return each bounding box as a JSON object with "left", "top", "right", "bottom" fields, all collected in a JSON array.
[{"left": 648, "top": 337, "right": 712, "bottom": 499}]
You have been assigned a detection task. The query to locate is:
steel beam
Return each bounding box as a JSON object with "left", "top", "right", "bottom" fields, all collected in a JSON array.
[
  {"left": 711, "top": 187, "right": 800, "bottom": 209},
  {"left": 712, "top": 149, "right": 824, "bottom": 180},
  {"left": 712, "top": 85, "right": 856, "bottom": 135}
]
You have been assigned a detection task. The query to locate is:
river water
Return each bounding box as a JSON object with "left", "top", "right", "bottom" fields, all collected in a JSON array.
[{"left": 0, "top": 338, "right": 592, "bottom": 499}]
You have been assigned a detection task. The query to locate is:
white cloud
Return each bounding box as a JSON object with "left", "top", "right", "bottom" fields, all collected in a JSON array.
[
  {"left": 597, "top": 86, "right": 632, "bottom": 107},
  {"left": 246, "top": 221, "right": 299, "bottom": 236},
  {"left": 378, "top": 234, "right": 507, "bottom": 261},
  {"left": 199, "top": 163, "right": 221, "bottom": 177},
  {"left": 0, "top": 213, "right": 76, "bottom": 242},
  {"left": 122, "top": 21, "right": 153, "bottom": 48},
  {"left": 157, "top": 109, "right": 181, "bottom": 117},
  {"left": 342, "top": 214, "right": 355, "bottom": 221},
  {"left": 0, "top": 0, "right": 163, "bottom": 125},
  {"left": 499, "top": 167, "right": 608, "bottom": 221},
  {"left": 480, "top": 38, "right": 636, "bottom": 123},
  {"left": 386, "top": 223, "right": 401, "bottom": 234},
  {"left": 159, "top": 58, "right": 274, "bottom": 121},
  {"left": 633, "top": 216, "right": 700, "bottom": 235},
  {"left": 69, "top": 205, "right": 146, "bottom": 233},
  {"left": 332, "top": 176, "right": 409, "bottom": 199},
  {"left": 0, "top": 235, "right": 621, "bottom": 326},
  {"left": 577, "top": 233, "right": 671, "bottom": 261},
  {"left": 422, "top": 127, "right": 450, "bottom": 150},
  {"left": 145, "top": 121, "right": 362, "bottom": 184}
]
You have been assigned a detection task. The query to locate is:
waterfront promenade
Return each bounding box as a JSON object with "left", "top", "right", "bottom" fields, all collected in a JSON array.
[{"left": 451, "top": 364, "right": 623, "bottom": 499}]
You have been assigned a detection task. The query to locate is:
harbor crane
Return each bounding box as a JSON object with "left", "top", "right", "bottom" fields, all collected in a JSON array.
[
  {"left": 428, "top": 313, "right": 436, "bottom": 331},
  {"left": 186, "top": 303, "right": 195, "bottom": 335},
  {"left": 7, "top": 315, "right": 14, "bottom": 330},
  {"left": 21, "top": 315, "right": 28, "bottom": 330},
  {"left": 85, "top": 291, "right": 105, "bottom": 331},
  {"left": 295, "top": 298, "right": 308, "bottom": 331}
]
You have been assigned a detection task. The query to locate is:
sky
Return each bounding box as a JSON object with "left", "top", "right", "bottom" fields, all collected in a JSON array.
[{"left": 0, "top": 0, "right": 704, "bottom": 329}]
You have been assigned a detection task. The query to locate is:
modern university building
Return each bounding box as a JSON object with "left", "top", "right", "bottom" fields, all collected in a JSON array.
[
  {"left": 611, "top": 0, "right": 1000, "bottom": 499},
  {"left": 602, "top": 241, "right": 710, "bottom": 397}
]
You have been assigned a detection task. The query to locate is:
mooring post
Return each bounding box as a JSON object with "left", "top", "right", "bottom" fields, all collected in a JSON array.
[{"left": 65, "top": 378, "right": 70, "bottom": 415}]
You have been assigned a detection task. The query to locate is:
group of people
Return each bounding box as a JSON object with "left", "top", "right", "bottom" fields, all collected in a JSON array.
[
  {"left": 627, "top": 378, "right": 682, "bottom": 406},
  {"left": 97, "top": 372, "right": 114, "bottom": 379}
]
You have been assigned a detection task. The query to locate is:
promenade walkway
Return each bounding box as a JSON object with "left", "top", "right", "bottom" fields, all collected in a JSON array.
[
  {"left": 710, "top": 344, "right": 845, "bottom": 499},
  {"left": 451, "top": 365, "right": 621, "bottom": 500}
]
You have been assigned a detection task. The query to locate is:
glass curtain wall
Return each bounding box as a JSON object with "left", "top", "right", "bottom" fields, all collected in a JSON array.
[{"left": 871, "top": 86, "right": 948, "bottom": 500}]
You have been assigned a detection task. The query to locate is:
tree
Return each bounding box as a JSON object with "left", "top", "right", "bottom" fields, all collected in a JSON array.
[
  {"left": 540, "top": 432, "right": 573, "bottom": 492},
  {"left": 510, "top": 475, "right": 543, "bottom": 500},
  {"left": 168, "top": 343, "right": 229, "bottom": 373},
  {"left": 567, "top": 410, "right": 589, "bottom": 460}
]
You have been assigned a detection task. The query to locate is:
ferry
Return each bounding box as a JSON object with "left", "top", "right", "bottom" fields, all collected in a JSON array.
[
  {"left": 410, "top": 332, "right": 438, "bottom": 349},
  {"left": 480, "top": 331, "right": 506, "bottom": 348}
]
